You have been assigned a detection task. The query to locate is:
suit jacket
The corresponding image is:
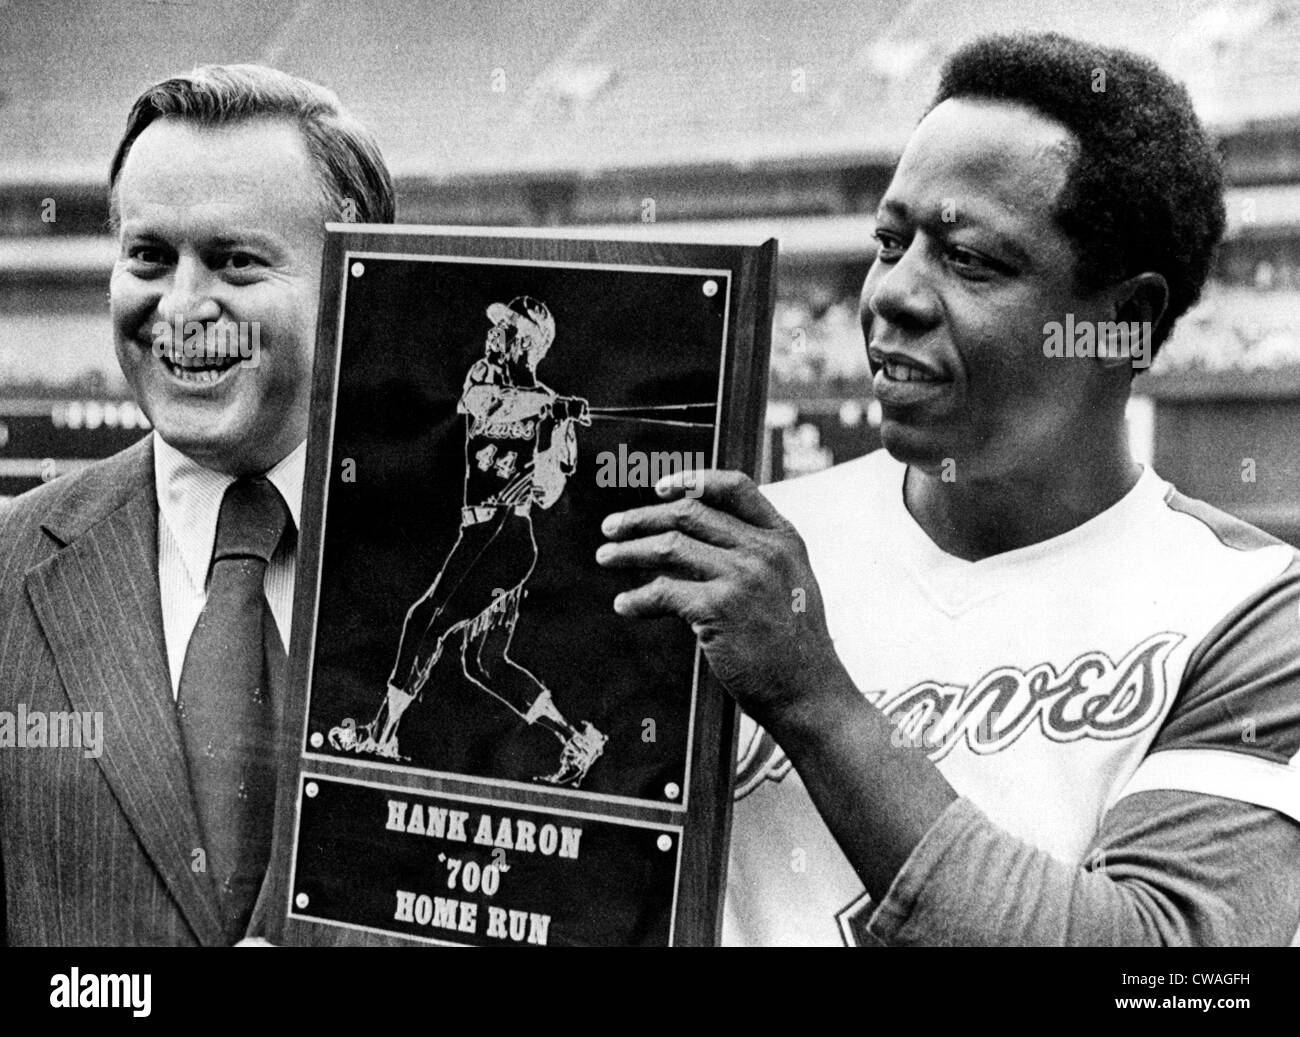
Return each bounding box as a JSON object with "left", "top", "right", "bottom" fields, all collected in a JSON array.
[{"left": 0, "top": 436, "right": 265, "bottom": 944}]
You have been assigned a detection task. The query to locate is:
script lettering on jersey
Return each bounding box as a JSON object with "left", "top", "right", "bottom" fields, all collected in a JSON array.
[
  {"left": 471, "top": 417, "right": 536, "bottom": 440},
  {"left": 735, "top": 631, "right": 1183, "bottom": 797},
  {"left": 873, "top": 631, "right": 1183, "bottom": 762}
]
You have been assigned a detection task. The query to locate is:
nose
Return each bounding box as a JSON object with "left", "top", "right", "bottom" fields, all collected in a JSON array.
[
  {"left": 156, "top": 255, "right": 221, "bottom": 326},
  {"left": 862, "top": 240, "right": 939, "bottom": 333}
]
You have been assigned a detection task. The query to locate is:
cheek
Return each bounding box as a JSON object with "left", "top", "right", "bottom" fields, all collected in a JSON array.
[
  {"left": 109, "top": 271, "right": 154, "bottom": 338},
  {"left": 964, "top": 326, "right": 1079, "bottom": 441},
  {"left": 255, "top": 292, "right": 319, "bottom": 403},
  {"left": 248, "top": 284, "right": 318, "bottom": 353},
  {"left": 960, "top": 292, "right": 1053, "bottom": 372}
]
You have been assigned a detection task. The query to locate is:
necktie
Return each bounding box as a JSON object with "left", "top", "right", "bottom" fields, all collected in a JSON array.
[{"left": 177, "top": 477, "right": 290, "bottom": 944}]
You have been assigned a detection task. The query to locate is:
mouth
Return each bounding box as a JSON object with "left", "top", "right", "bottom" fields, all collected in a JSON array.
[
  {"left": 881, "top": 358, "right": 942, "bottom": 383},
  {"left": 868, "top": 346, "right": 951, "bottom": 405},
  {"left": 154, "top": 346, "right": 244, "bottom": 386},
  {"left": 869, "top": 346, "right": 947, "bottom": 382}
]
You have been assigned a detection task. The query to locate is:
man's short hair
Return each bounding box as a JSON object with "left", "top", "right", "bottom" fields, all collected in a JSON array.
[
  {"left": 931, "top": 32, "right": 1225, "bottom": 355},
  {"left": 109, "top": 64, "right": 396, "bottom": 227}
]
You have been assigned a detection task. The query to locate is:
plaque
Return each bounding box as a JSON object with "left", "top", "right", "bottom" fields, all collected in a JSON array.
[{"left": 271, "top": 226, "right": 777, "bottom": 946}]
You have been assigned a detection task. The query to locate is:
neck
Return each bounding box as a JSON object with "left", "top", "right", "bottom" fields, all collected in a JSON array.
[{"left": 904, "top": 425, "right": 1141, "bottom": 562}]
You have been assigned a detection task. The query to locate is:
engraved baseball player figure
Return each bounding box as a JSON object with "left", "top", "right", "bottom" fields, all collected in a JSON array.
[{"left": 329, "top": 296, "right": 607, "bottom": 787}]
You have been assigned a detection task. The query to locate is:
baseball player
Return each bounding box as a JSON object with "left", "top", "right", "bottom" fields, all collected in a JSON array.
[
  {"left": 597, "top": 33, "right": 1300, "bottom": 945},
  {"left": 331, "top": 296, "right": 607, "bottom": 788}
]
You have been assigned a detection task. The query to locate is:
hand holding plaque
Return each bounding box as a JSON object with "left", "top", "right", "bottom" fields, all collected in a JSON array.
[{"left": 598, "top": 468, "right": 840, "bottom": 722}]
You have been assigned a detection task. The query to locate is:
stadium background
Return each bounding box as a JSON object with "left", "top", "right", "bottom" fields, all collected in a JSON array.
[{"left": 2, "top": 0, "right": 1299, "bottom": 542}]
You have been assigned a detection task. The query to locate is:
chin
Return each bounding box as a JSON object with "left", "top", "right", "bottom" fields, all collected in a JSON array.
[
  {"left": 156, "top": 428, "right": 245, "bottom": 471},
  {"left": 145, "top": 400, "right": 250, "bottom": 467},
  {"left": 877, "top": 419, "right": 950, "bottom": 474}
]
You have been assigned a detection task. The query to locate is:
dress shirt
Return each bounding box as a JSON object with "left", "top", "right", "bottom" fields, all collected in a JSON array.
[{"left": 153, "top": 432, "right": 304, "bottom": 698}]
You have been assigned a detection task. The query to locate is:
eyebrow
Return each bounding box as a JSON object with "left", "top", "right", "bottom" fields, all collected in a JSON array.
[
  {"left": 875, "top": 199, "right": 1033, "bottom": 267},
  {"left": 118, "top": 225, "right": 286, "bottom": 253},
  {"left": 206, "top": 233, "right": 285, "bottom": 253}
]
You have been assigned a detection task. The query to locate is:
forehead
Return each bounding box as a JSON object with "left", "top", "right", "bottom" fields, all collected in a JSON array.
[
  {"left": 885, "top": 97, "right": 1077, "bottom": 230},
  {"left": 114, "top": 116, "right": 326, "bottom": 235}
]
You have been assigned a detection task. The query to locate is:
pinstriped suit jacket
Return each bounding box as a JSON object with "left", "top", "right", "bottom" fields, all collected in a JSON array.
[
  {"left": 0, "top": 435, "right": 238, "bottom": 944},
  {"left": 0, "top": 436, "right": 408, "bottom": 947}
]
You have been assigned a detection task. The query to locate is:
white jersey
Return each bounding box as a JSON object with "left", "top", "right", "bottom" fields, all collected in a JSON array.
[{"left": 724, "top": 449, "right": 1300, "bottom": 946}]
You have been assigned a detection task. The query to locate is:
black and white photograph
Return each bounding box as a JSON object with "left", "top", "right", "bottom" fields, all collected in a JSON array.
[{"left": 1, "top": 0, "right": 1299, "bottom": 1011}]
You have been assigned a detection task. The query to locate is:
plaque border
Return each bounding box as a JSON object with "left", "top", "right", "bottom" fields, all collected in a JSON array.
[{"left": 270, "top": 225, "right": 778, "bottom": 947}]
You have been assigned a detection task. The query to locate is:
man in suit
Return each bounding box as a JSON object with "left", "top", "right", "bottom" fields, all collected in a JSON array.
[{"left": 0, "top": 64, "right": 395, "bottom": 945}]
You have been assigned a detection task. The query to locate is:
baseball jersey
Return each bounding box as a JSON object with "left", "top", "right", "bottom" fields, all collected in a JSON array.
[
  {"left": 460, "top": 359, "right": 541, "bottom": 510},
  {"left": 724, "top": 449, "right": 1300, "bottom": 946}
]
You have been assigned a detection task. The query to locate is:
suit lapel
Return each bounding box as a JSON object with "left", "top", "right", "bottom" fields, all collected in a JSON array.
[{"left": 24, "top": 437, "right": 226, "bottom": 945}]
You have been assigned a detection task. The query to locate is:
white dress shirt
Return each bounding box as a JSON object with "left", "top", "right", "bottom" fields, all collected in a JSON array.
[{"left": 153, "top": 432, "right": 305, "bottom": 698}]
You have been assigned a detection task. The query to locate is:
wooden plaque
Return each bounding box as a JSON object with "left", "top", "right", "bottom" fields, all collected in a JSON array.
[{"left": 270, "top": 226, "right": 777, "bottom": 946}]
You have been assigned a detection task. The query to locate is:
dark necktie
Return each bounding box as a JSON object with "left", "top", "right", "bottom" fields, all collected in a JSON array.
[{"left": 177, "top": 476, "right": 290, "bottom": 945}]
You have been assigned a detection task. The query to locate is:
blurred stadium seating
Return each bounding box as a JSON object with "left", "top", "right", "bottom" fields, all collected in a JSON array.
[{"left": 2, "top": 0, "right": 1299, "bottom": 538}]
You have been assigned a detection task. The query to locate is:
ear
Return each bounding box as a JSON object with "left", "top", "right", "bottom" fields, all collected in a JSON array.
[
  {"left": 1095, "top": 272, "right": 1168, "bottom": 372},
  {"left": 1113, "top": 271, "right": 1168, "bottom": 329}
]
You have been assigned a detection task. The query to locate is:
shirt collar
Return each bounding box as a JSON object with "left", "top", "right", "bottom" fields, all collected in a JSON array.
[{"left": 153, "top": 431, "right": 306, "bottom": 589}]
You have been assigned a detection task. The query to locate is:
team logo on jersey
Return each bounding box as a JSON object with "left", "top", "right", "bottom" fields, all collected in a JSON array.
[
  {"left": 735, "top": 632, "right": 1183, "bottom": 798},
  {"left": 875, "top": 632, "right": 1183, "bottom": 762},
  {"left": 471, "top": 417, "right": 536, "bottom": 440}
]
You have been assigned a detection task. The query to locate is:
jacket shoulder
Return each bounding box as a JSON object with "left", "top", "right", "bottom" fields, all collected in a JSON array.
[{"left": 0, "top": 436, "right": 155, "bottom": 561}]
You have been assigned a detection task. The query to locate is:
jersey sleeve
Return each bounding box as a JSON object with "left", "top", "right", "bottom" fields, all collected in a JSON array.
[
  {"left": 865, "top": 788, "right": 1300, "bottom": 946},
  {"left": 457, "top": 359, "right": 496, "bottom": 414},
  {"left": 1109, "top": 553, "right": 1300, "bottom": 823}
]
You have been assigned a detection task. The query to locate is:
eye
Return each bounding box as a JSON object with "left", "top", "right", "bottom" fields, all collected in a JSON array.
[
  {"left": 872, "top": 229, "right": 905, "bottom": 262},
  {"left": 220, "top": 252, "right": 262, "bottom": 272},
  {"left": 945, "top": 245, "right": 997, "bottom": 277},
  {"left": 127, "top": 244, "right": 170, "bottom": 266}
]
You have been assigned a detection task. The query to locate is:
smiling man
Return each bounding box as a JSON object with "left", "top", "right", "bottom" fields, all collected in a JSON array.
[
  {"left": 112, "top": 115, "right": 328, "bottom": 476},
  {"left": 598, "top": 33, "right": 1300, "bottom": 945},
  {"left": 0, "top": 65, "right": 394, "bottom": 945}
]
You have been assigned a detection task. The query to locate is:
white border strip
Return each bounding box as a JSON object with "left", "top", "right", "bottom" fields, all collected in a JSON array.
[{"left": 1114, "top": 748, "right": 1300, "bottom": 822}]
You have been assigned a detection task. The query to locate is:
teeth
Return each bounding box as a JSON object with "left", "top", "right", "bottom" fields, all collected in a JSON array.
[
  {"left": 884, "top": 360, "right": 938, "bottom": 383},
  {"left": 163, "top": 358, "right": 231, "bottom": 383},
  {"left": 161, "top": 350, "right": 238, "bottom": 371}
]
